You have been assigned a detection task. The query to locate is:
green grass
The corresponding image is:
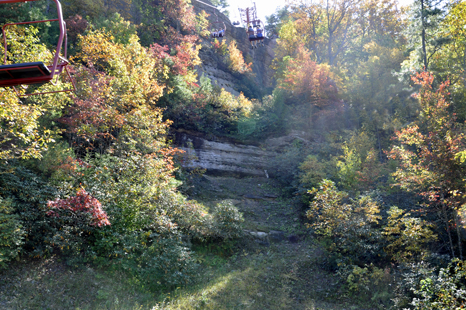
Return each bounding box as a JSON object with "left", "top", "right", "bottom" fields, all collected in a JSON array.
[
  {"left": 0, "top": 258, "right": 157, "bottom": 309},
  {"left": 152, "top": 240, "right": 348, "bottom": 310},
  {"left": 1, "top": 175, "right": 394, "bottom": 309}
]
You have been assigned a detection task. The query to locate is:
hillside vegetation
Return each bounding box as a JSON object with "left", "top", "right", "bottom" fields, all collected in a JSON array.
[{"left": 1, "top": 0, "right": 466, "bottom": 309}]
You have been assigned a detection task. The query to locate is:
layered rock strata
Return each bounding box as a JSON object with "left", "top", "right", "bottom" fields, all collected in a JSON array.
[{"left": 175, "top": 131, "right": 274, "bottom": 176}]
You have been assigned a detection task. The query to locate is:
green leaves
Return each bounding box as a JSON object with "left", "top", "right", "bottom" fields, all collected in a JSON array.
[
  {"left": 409, "top": 259, "right": 466, "bottom": 309},
  {"left": 0, "top": 197, "right": 24, "bottom": 268},
  {"left": 306, "top": 180, "right": 383, "bottom": 263},
  {"left": 383, "top": 206, "right": 437, "bottom": 262}
]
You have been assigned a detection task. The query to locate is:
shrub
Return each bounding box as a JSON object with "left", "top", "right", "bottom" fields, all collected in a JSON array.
[
  {"left": 383, "top": 206, "right": 437, "bottom": 263},
  {"left": 45, "top": 189, "right": 110, "bottom": 257},
  {"left": 306, "top": 180, "right": 383, "bottom": 264},
  {"left": 211, "top": 201, "right": 244, "bottom": 240},
  {"left": 48, "top": 152, "right": 215, "bottom": 287},
  {"left": 212, "top": 38, "right": 227, "bottom": 55},
  {"left": 26, "top": 141, "right": 75, "bottom": 179},
  {"left": 394, "top": 259, "right": 466, "bottom": 309},
  {"left": 299, "top": 154, "right": 337, "bottom": 196},
  {"left": 136, "top": 236, "right": 198, "bottom": 290},
  {"left": 47, "top": 189, "right": 110, "bottom": 227},
  {"left": 411, "top": 259, "right": 466, "bottom": 309},
  {"left": 0, "top": 197, "right": 24, "bottom": 268},
  {"left": 226, "top": 40, "right": 252, "bottom": 74},
  {"left": 269, "top": 138, "right": 309, "bottom": 192},
  {"left": 0, "top": 164, "right": 57, "bottom": 258},
  {"left": 335, "top": 132, "right": 384, "bottom": 191},
  {"left": 338, "top": 264, "right": 393, "bottom": 307}
]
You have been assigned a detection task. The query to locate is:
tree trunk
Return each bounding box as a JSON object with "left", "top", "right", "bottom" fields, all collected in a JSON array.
[
  {"left": 441, "top": 203, "right": 455, "bottom": 257},
  {"left": 421, "top": 0, "right": 427, "bottom": 70},
  {"left": 456, "top": 211, "right": 463, "bottom": 260},
  {"left": 463, "top": 44, "right": 466, "bottom": 85},
  {"left": 327, "top": 0, "right": 333, "bottom": 66}
]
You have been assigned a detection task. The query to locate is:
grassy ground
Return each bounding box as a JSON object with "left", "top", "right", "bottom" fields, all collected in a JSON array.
[
  {"left": 0, "top": 258, "right": 154, "bottom": 309},
  {"left": 0, "top": 175, "right": 390, "bottom": 309}
]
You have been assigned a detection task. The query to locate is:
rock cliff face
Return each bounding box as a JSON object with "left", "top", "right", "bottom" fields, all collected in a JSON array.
[
  {"left": 174, "top": 131, "right": 273, "bottom": 176},
  {"left": 174, "top": 130, "right": 312, "bottom": 176},
  {"left": 173, "top": 1, "right": 283, "bottom": 176},
  {"left": 191, "top": 0, "right": 276, "bottom": 96}
]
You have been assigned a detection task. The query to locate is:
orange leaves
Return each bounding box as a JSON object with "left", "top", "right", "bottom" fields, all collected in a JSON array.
[
  {"left": 390, "top": 72, "right": 466, "bottom": 214},
  {"left": 279, "top": 45, "right": 336, "bottom": 107},
  {"left": 411, "top": 71, "right": 435, "bottom": 90},
  {"left": 149, "top": 40, "right": 201, "bottom": 85}
]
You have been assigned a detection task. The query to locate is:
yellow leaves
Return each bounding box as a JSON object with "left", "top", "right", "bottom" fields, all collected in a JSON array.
[
  {"left": 236, "top": 93, "right": 253, "bottom": 116},
  {"left": 0, "top": 27, "right": 62, "bottom": 159},
  {"left": 444, "top": 1, "right": 466, "bottom": 38},
  {"left": 3, "top": 26, "right": 53, "bottom": 66},
  {"left": 275, "top": 20, "right": 303, "bottom": 63},
  {"left": 214, "top": 89, "right": 253, "bottom": 117},
  {"left": 0, "top": 90, "right": 59, "bottom": 160},
  {"left": 226, "top": 40, "right": 252, "bottom": 74},
  {"left": 195, "top": 10, "right": 211, "bottom": 38},
  {"left": 76, "top": 31, "right": 116, "bottom": 67},
  {"left": 307, "top": 179, "right": 382, "bottom": 238},
  {"left": 76, "top": 30, "right": 166, "bottom": 106},
  {"left": 383, "top": 206, "right": 437, "bottom": 262}
]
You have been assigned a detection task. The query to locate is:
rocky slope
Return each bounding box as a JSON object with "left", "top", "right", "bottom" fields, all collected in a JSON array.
[
  {"left": 171, "top": 1, "right": 312, "bottom": 177},
  {"left": 191, "top": 0, "right": 276, "bottom": 96}
]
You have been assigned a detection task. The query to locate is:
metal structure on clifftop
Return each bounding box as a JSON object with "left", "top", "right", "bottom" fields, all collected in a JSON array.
[{"left": 238, "top": 2, "right": 264, "bottom": 28}]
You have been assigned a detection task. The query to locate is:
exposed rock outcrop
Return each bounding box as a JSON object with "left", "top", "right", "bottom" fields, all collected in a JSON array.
[
  {"left": 174, "top": 130, "right": 312, "bottom": 177},
  {"left": 172, "top": 2, "right": 309, "bottom": 177},
  {"left": 191, "top": 0, "right": 276, "bottom": 96},
  {"left": 175, "top": 131, "right": 274, "bottom": 176}
]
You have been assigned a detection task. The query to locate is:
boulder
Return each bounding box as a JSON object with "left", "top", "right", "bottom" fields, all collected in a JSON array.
[
  {"left": 250, "top": 231, "right": 268, "bottom": 240},
  {"left": 268, "top": 230, "right": 285, "bottom": 243},
  {"left": 288, "top": 234, "right": 300, "bottom": 243}
]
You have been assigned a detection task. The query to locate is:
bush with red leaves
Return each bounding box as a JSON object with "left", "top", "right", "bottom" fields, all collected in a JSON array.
[{"left": 47, "top": 189, "right": 110, "bottom": 227}]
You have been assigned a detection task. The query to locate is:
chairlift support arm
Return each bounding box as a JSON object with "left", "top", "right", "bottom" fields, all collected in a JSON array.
[{"left": 0, "top": 0, "right": 75, "bottom": 95}]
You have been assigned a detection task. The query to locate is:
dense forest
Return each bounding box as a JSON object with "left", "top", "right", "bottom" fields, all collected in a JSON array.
[{"left": 1, "top": 0, "right": 466, "bottom": 309}]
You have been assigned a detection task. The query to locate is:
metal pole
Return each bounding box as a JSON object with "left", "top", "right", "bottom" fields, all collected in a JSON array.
[{"left": 50, "top": 0, "right": 64, "bottom": 77}]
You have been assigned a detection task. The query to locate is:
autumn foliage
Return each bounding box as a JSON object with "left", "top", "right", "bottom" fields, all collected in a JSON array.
[
  {"left": 226, "top": 40, "right": 252, "bottom": 74},
  {"left": 279, "top": 45, "right": 336, "bottom": 107},
  {"left": 65, "top": 15, "right": 88, "bottom": 44},
  {"left": 389, "top": 71, "right": 466, "bottom": 258},
  {"left": 47, "top": 189, "right": 110, "bottom": 227}
]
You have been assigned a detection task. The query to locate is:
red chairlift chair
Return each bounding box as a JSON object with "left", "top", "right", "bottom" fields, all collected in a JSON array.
[{"left": 0, "top": 0, "right": 75, "bottom": 96}]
